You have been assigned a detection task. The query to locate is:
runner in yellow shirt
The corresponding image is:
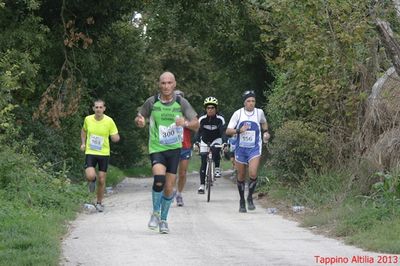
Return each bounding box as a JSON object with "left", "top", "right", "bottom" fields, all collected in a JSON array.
[{"left": 80, "top": 99, "right": 120, "bottom": 212}]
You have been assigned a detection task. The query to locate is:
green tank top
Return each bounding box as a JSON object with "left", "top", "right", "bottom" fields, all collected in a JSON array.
[{"left": 149, "top": 100, "right": 183, "bottom": 153}]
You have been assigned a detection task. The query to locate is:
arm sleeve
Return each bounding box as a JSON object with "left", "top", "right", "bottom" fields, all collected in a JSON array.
[
  {"left": 194, "top": 115, "right": 202, "bottom": 143},
  {"left": 218, "top": 115, "right": 228, "bottom": 143},
  {"left": 180, "top": 98, "right": 197, "bottom": 121},
  {"left": 109, "top": 118, "right": 118, "bottom": 135},
  {"left": 138, "top": 96, "right": 155, "bottom": 118}
]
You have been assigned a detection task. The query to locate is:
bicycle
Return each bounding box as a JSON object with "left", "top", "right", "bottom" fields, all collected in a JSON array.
[{"left": 203, "top": 143, "right": 225, "bottom": 202}]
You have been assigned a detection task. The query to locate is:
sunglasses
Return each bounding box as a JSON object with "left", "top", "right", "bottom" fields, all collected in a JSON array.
[
  {"left": 206, "top": 106, "right": 216, "bottom": 110},
  {"left": 243, "top": 90, "right": 255, "bottom": 95}
]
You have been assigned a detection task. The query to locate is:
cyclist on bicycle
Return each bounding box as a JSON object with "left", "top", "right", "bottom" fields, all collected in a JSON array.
[{"left": 194, "top": 96, "right": 227, "bottom": 194}]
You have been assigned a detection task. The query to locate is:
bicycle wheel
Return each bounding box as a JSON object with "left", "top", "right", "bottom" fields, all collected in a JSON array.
[
  {"left": 207, "top": 161, "right": 214, "bottom": 202},
  {"left": 206, "top": 161, "right": 212, "bottom": 202}
]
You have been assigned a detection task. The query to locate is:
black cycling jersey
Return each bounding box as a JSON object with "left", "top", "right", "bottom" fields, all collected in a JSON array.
[{"left": 195, "top": 113, "right": 227, "bottom": 144}]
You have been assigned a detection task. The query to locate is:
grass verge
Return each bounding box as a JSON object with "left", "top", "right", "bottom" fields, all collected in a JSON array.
[{"left": 257, "top": 166, "right": 400, "bottom": 254}]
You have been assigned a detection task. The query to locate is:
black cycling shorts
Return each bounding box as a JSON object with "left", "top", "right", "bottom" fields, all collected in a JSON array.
[
  {"left": 85, "top": 154, "right": 110, "bottom": 172},
  {"left": 149, "top": 148, "right": 181, "bottom": 174}
]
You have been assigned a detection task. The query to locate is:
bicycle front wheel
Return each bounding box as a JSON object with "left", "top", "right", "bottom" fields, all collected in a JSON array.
[
  {"left": 207, "top": 161, "right": 214, "bottom": 202},
  {"left": 205, "top": 162, "right": 211, "bottom": 202}
]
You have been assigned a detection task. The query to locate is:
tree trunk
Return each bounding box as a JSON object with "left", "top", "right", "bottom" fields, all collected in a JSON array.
[{"left": 376, "top": 18, "right": 400, "bottom": 76}]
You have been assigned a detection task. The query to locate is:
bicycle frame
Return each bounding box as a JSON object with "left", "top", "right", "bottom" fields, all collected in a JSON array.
[
  {"left": 204, "top": 144, "right": 224, "bottom": 202},
  {"left": 205, "top": 148, "right": 214, "bottom": 202}
]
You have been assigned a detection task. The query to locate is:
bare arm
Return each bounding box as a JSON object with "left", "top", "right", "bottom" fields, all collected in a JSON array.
[
  {"left": 226, "top": 123, "right": 250, "bottom": 136},
  {"left": 261, "top": 122, "right": 268, "bottom": 132},
  {"left": 80, "top": 129, "right": 86, "bottom": 151},
  {"left": 111, "top": 133, "right": 120, "bottom": 143},
  {"left": 226, "top": 128, "right": 236, "bottom": 136},
  {"left": 261, "top": 122, "right": 270, "bottom": 142}
]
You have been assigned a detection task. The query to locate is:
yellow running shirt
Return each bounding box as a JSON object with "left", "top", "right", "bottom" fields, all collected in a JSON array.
[{"left": 82, "top": 114, "right": 118, "bottom": 156}]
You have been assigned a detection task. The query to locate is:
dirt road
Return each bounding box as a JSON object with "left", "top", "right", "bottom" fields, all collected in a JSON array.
[{"left": 61, "top": 172, "right": 384, "bottom": 266}]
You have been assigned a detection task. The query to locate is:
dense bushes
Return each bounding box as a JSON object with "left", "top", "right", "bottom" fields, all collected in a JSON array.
[
  {"left": 268, "top": 120, "right": 330, "bottom": 181},
  {"left": 0, "top": 145, "right": 89, "bottom": 264},
  {"left": 0, "top": 145, "right": 88, "bottom": 208}
]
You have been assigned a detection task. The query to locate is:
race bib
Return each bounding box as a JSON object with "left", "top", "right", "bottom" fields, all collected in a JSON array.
[
  {"left": 239, "top": 130, "right": 256, "bottom": 148},
  {"left": 89, "top": 134, "right": 104, "bottom": 151},
  {"left": 159, "top": 124, "right": 181, "bottom": 145}
]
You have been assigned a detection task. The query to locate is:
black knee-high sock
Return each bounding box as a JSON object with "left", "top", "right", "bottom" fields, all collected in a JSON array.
[
  {"left": 248, "top": 178, "right": 257, "bottom": 199},
  {"left": 237, "top": 180, "right": 245, "bottom": 201}
]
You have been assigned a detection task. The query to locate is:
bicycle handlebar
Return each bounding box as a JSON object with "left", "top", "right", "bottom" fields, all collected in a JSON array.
[{"left": 193, "top": 143, "right": 226, "bottom": 148}]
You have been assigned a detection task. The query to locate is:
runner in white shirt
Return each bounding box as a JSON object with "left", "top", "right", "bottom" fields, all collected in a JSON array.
[{"left": 226, "top": 90, "right": 270, "bottom": 213}]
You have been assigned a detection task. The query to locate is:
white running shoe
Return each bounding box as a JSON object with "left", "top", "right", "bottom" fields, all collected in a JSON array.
[
  {"left": 159, "top": 220, "right": 169, "bottom": 234},
  {"left": 148, "top": 212, "right": 160, "bottom": 230},
  {"left": 176, "top": 195, "right": 184, "bottom": 207},
  {"left": 95, "top": 203, "right": 104, "bottom": 212},
  {"left": 215, "top": 167, "right": 221, "bottom": 178},
  {"left": 198, "top": 184, "right": 205, "bottom": 194}
]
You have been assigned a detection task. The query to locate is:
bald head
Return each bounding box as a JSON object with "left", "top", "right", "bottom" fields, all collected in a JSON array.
[
  {"left": 159, "top": 71, "right": 176, "bottom": 99},
  {"left": 159, "top": 71, "right": 175, "bottom": 82}
]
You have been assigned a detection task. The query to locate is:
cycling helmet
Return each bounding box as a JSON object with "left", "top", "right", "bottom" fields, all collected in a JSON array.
[
  {"left": 203, "top": 96, "right": 218, "bottom": 107},
  {"left": 242, "top": 90, "right": 256, "bottom": 102}
]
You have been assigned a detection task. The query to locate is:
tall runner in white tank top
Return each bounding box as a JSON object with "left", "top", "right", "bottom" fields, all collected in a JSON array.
[{"left": 226, "top": 90, "right": 270, "bottom": 213}]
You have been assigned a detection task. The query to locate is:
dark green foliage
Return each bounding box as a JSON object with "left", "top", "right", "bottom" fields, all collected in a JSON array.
[
  {"left": 142, "top": 1, "right": 271, "bottom": 117},
  {"left": 81, "top": 20, "right": 148, "bottom": 167},
  {"left": 268, "top": 120, "right": 330, "bottom": 181},
  {"left": 251, "top": 0, "right": 385, "bottom": 165}
]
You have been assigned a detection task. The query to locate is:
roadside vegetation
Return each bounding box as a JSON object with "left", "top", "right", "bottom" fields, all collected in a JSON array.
[
  {"left": 0, "top": 148, "right": 149, "bottom": 265},
  {"left": 257, "top": 150, "right": 400, "bottom": 254}
]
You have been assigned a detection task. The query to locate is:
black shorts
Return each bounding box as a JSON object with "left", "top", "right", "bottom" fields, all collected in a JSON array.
[
  {"left": 149, "top": 148, "right": 181, "bottom": 174},
  {"left": 85, "top": 154, "right": 110, "bottom": 172}
]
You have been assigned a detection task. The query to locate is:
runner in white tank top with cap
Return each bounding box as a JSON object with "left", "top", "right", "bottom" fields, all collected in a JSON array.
[{"left": 226, "top": 90, "right": 270, "bottom": 213}]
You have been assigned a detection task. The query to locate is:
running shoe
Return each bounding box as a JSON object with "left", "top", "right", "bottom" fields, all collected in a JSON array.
[
  {"left": 159, "top": 220, "right": 169, "bottom": 234},
  {"left": 95, "top": 202, "right": 104, "bottom": 212},
  {"left": 148, "top": 212, "right": 160, "bottom": 230},
  {"left": 88, "top": 177, "right": 96, "bottom": 193},
  {"left": 215, "top": 167, "right": 221, "bottom": 178},
  {"left": 239, "top": 200, "right": 247, "bottom": 213},
  {"left": 198, "top": 184, "right": 205, "bottom": 194},
  {"left": 176, "top": 195, "right": 184, "bottom": 207},
  {"left": 247, "top": 197, "right": 256, "bottom": 211}
]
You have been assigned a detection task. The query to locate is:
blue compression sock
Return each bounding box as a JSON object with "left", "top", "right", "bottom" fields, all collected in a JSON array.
[
  {"left": 160, "top": 194, "right": 174, "bottom": 221},
  {"left": 152, "top": 190, "right": 162, "bottom": 213}
]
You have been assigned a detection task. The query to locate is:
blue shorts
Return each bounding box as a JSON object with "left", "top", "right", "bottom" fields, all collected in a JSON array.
[
  {"left": 235, "top": 146, "right": 261, "bottom": 165},
  {"left": 180, "top": 148, "right": 192, "bottom": 160}
]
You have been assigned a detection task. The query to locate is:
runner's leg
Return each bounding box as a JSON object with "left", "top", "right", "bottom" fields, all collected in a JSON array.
[
  {"left": 97, "top": 171, "right": 106, "bottom": 203},
  {"left": 177, "top": 159, "right": 189, "bottom": 193},
  {"left": 152, "top": 163, "right": 167, "bottom": 213},
  {"left": 161, "top": 172, "right": 176, "bottom": 220}
]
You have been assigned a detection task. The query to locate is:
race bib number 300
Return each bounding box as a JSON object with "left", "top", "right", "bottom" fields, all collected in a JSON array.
[
  {"left": 89, "top": 134, "right": 104, "bottom": 151},
  {"left": 239, "top": 130, "right": 256, "bottom": 148},
  {"left": 159, "top": 125, "right": 181, "bottom": 145}
]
